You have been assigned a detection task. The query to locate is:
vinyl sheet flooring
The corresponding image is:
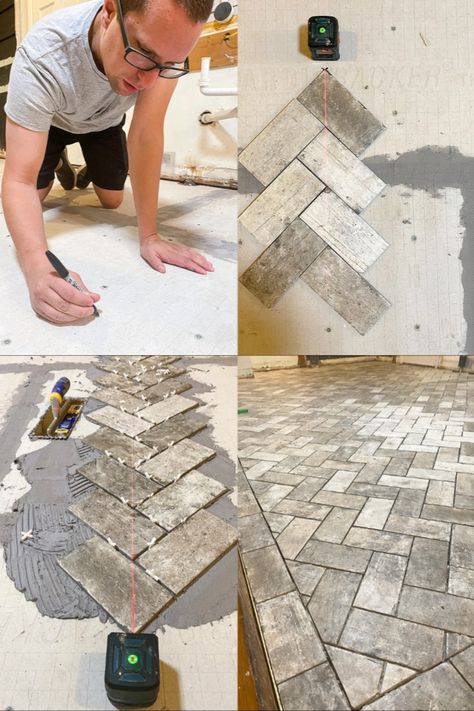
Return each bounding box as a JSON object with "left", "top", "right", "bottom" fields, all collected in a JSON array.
[
  {"left": 239, "top": 362, "right": 474, "bottom": 710},
  {"left": 0, "top": 356, "right": 237, "bottom": 711},
  {"left": 0, "top": 163, "right": 237, "bottom": 355}
]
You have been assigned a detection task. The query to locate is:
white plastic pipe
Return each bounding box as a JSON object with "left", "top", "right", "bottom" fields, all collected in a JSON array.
[
  {"left": 200, "top": 106, "right": 238, "bottom": 124},
  {"left": 199, "top": 56, "right": 238, "bottom": 96}
]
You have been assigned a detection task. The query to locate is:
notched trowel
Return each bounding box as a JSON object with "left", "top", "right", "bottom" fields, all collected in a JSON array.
[{"left": 29, "top": 376, "right": 85, "bottom": 440}]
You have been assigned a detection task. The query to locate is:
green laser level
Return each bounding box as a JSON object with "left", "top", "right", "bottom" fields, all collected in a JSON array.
[
  {"left": 105, "top": 633, "right": 160, "bottom": 707},
  {"left": 308, "top": 16, "right": 340, "bottom": 61}
]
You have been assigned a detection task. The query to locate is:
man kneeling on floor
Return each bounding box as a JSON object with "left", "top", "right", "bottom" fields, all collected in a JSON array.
[{"left": 1, "top": 0, "right": 214, "bottom": 324}]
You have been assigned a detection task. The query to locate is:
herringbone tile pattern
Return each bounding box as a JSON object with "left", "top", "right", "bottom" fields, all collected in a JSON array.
[
  {"left": 59, "top": 357, "right": 237, "bottom": 631},
  {"left": 239, "top": 363, "right": 474, "bottom": 709},
  {"left": 239, "top": 71, "right": 390, "bottom": 335}
]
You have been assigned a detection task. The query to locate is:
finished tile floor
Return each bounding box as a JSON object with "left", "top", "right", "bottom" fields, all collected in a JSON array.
[{"left": 239, "top": 362, "right": 474, "bottom": 710}]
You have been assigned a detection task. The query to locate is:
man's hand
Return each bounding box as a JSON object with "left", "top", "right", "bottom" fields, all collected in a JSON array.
[
  {"left": 140, "top": 233, "right": 214, "bottom": 276},
  {"left": 25, "top": 257, "right": 100, "bottom": 324}
]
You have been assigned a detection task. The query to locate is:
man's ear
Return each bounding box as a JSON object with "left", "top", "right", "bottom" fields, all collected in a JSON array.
[{"left": 101, "top": 0, "right": 116, "bottom": 29}]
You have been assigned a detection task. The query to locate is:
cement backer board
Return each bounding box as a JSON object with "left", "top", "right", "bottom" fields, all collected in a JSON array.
[
  {"left": 59, "top": 535, "right": 172, "bottom": 632},
  {"left": 78, "top": 456, "right": 161, "bottom": 507},
  {"left": 239, "top": 160, "right": 325, "bottom": 247},
  {"left": 298, "top": 129, "right": 386, "bottom": 213},
  {"left": 302, "top": 248, "right": 391, "bottom": 335},
  {"left": 69, "top": 489, "right": 165, "bottom": 559},
  {"left": 300, "top": 190, "right": 389, "bottom": 273},
  {"left": 239, "top": 218, "right": 326, "bottom": 308},
  {"left": 137, "top": 412, "right": 207, "bottom": 452},
  {"left": 238, "top": 98, "right": 324, "bottom": 186},
  {"left": 138, "top": 509, "right": 237, "bottom": 594},
  {"left": 137, "top": 438, "right": 216, "bottom": 485},
  {"left": 138, "top": 470, "right": 227, "bottom": 531},
  {"left": 297, "top": 72, "right": 386, "bottom": 156},
  {"left": 84, "top": 427, "right": 155, "bottom": 468}
]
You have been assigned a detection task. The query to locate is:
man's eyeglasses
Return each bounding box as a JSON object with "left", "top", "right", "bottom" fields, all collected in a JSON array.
[{"left": 116, "top": 0, "right": 189, "bottom": 79}]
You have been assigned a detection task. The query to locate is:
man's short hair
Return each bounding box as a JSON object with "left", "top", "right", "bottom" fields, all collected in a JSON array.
[{"left": 122, "top": 0, "right": 213, "bottom": 23}]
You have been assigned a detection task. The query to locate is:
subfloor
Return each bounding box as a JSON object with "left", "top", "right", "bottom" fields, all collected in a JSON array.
[
  {"left": 239, "top": 362, "right": 474, "bottom": 710},
  {"left": 0, "top": 356, "right": 237, "bottom": 711},
  {"left": 238, "top": 0, "right": 474, "bottom": 354},
  {"left": 0, "top": 163, "right": 236, "bottom": 355}
]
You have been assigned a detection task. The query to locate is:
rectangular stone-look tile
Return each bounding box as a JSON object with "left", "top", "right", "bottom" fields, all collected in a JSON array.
[
  {"left": 312, "top": 489, "right": 367, "bottom": 510},
  {"left": 348, "top": 482, "right": 398, "bottom": 499},
  {"left": 449, "top": 566, "right": 474, "bottom": 599},
  {"left": 340, "top": 608, "right": 444, "bottom": 670},
  {"left": 279, "top": 662, "right": 350, "bottom": 711},
  {"left": 69, "top": 489, "right": 164, "bottom": 559},
  {"left": 313, "top": 507, "right": 358, "bottom": 544},
  {"left": 83, "top": 427, "right": 155, "bottom": 469},
  {"left": 255, "top": 483, "right": 294, "bottom": 512},
  {"left": 391, "top": 489, "right": 426, "bottom": 518},
  {"left": 298, "top": 72, "right": 385, "bottom": 155},
  {"left": 139, "top": 395, "right": 199, "bottom": 425},
  {"left": 138, "top": 378, "right": 192, "bottom": 405},
  {"left": 426, "top": 480, "right": 455, "bottom": 506},
  {"left": 299, "top": 128, "right": 385, "bottom": 213},
  {"left": 301, "top": 190, "right": 388, "bottom": 273},
  {"left": 239, "top": 160, "right": 325, "bottom": 248},
  {"left": 397, "top": 586, "right": 474, "bottom": 636},
  {"left": 297, "top": 539, "right": 371, "bottom": 573},
  {"left": 137, "top": 413, "right": 207, "bottom": 452},
  {"left": 95, "top": 371, "right": 148, "bottom": 394},
  {"left": 308, "top": 568, "right": 361, "bottom": 644},
  {"left": 239, "top": 98, "right": 324, "bottom": 186},
  {"left": 138, "top": 509, "right": 237, "bottom": 594},
  {"left": 239, "top": 512, "right": 274, "bottom": 553},
  {"left": 86, "top": 405, "right": 153, "bottom": 437},
  {"left": 405, "top": 537, "right": 448, "bottom": 592},
  {"left": 79, "top": 456, "right": 160, "bottom": 507},
  {"left": 378, "top": 474, "right": 428, "bottom": 491},
  {"left": 407, "top": 467, "right": 457, "bottom": 482},
  {"left": 138, "top": 470, "right": 226, "bottom": 531},
  {"left": 272, "top": 498, "right": 331, "bottom": 520},
  {"left": 422, "top": 503, "right": 474, "bottom": 526},
  {"left": 344, "top": 527, "right": 412, "bottom": 556},
  {"left": 322, "top": 469, "right": 357, "bottom": 493},
  {"left": 256, "top": 590, "right": 326, "bottom": 684},
  {"left": 354, "top": 552, "right": 407, "bottom": 615},
  {"left": 302, "top": 249, "right": 390, "bottom": 336},
  {"left": 355, "top": 497, "right": 393, "bottom": 530},
  {"left": 385, "top": 512, "right": 450, "bottom": 541},
  {"left": 240, "top": 218, "right": 326, "bottom": 308},
  {"left": 285, "top": 475, "right": 327, "bottom": 501},
  {"left": 451, "top": 645, "right": 474, "bottom": 689},
  {"left": 59, "top": 536, "right": 172, "bottom": 631},
  {"left": 287, "top": 561, "right": 325, "bottom": 597},
  {"left": 92, "top": 388, "right": 147, "bottom": 414},
  {"left": 242, "top": 545, "right": 295, "bottom": 603},
  {"left": 364, "top": 662, "right": 474, "bottom": 711},
  {"left": 137, "top": 438, "right": 215, "bottom": 485},
  {"left": 276, "top": 517, "right": 320, "bottom": 560},
  {"left": 456, "top": 471, "right": 474, "bottom": 498},
  {"left": 451, "top": 524, "right": 474, "bottom": 569}
]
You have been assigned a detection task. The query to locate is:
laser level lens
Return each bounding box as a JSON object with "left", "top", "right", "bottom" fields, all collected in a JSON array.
[
  {"left": 319, "top": 27, "right": 327, "bottom": 33},
  {"left": 127, "top": 654, "right": 139, "bottom": 665}
]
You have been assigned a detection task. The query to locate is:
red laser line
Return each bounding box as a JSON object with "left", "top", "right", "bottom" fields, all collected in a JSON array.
[
  {"left": 131, "top": 455, "right": 135, "bottom": 633},
  {"left": 323, "top": 68, "right": 328, "bottom": 128}
]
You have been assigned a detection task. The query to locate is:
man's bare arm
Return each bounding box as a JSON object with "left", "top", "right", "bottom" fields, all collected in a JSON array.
[
  {"left": 1, "top": 118, "right": 99, "bottom": 322},
  {"left": 128, "top": 78, "right": 213, "bottom": 275}
]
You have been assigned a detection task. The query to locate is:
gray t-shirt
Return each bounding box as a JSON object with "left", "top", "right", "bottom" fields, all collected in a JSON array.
[{"left": 5, "top": 0, "right": 136, "bottom": 134}]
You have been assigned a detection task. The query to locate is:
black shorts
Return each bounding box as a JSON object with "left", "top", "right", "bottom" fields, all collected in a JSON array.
[{"left": 37, "top": 116, "right": 128, "bottom": 191}]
